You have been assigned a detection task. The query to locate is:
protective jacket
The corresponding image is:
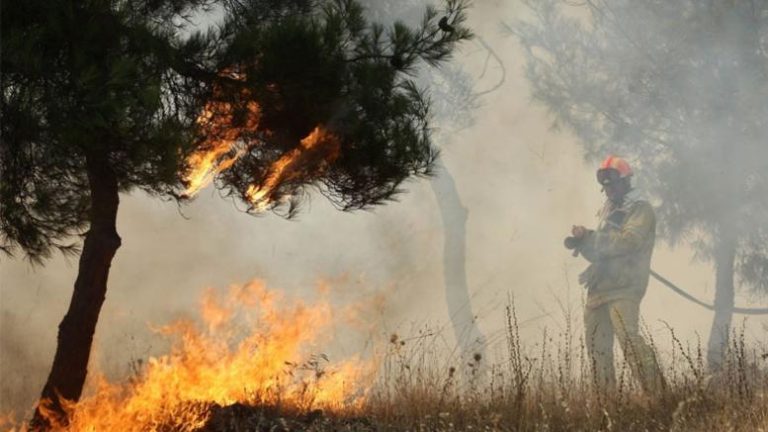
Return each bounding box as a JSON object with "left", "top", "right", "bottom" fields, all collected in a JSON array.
[{"left": 578, "top": 198, "right": 656, "bottom": 308}]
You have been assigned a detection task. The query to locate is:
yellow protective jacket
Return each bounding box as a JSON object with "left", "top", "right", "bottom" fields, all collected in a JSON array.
[{"left": 578, "top": 199, "right": 656, "bottom": 309}]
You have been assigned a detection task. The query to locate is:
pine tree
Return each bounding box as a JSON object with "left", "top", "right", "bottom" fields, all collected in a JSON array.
[{"left": 0, "top": 0, "right": 471, "bottom": 427}]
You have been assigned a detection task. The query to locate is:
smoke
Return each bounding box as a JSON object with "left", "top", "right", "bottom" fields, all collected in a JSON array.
[{"left": 2, "top": 0, "right": 766, "bottom": 415}]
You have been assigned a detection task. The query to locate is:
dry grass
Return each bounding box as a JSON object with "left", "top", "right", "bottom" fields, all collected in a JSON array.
[
  {"left": 190, "top": 310, "right": 767, "bottom": 431},
  {"left": 6, "top": 307, "right": 767, "bottom": 431},
  {"left": 356, "top": 305, "right": 768, "bottom": 432}
]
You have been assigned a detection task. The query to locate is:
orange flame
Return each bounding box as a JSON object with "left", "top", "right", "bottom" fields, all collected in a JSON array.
[
  {"left": 184, "top": 102, "right": 259, "bottom": 197},
  {"left": 246, "top": 126, "right": 339, "bottom": 211},
  {"left": 183, "top": 70, "right": 260, "bottom": 197},
  {"left": 16, "top": 280, "right": 376, "bottom": 431},
  {"left": 183, "top": 72, "right": 340, "bottom": 210}
]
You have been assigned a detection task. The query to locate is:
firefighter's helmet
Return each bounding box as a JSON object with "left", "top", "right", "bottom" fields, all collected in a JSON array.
[{"left": 597, "top": 155, "right": 633, "bottom": 185}]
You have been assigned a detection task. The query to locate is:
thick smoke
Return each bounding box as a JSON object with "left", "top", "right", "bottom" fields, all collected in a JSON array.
[{"left": 1, "top": 0, "right": 766, "bottom": 414}]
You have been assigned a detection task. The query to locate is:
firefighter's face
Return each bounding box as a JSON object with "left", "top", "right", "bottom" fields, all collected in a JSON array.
[{"left": 603, "top": 179, "right": 629, "bottom": 202}]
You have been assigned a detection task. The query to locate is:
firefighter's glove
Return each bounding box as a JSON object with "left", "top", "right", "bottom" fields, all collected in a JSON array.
[{"left": 564, "top": 236, "right": 582, "bottom": 250}]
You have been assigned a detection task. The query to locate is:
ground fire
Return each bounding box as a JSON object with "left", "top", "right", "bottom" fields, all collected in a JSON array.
[{"left": 3, "top": 281, "right": 375, "bottom": 431}]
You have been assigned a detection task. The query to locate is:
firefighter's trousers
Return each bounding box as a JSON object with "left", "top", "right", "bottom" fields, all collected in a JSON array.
[{"left": 584, "top": 298, "right": 665, "bottom": 393}]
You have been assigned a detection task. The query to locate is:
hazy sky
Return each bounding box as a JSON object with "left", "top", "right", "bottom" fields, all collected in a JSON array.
[{"left": 1, "top": 0, "right": 766, "bottom": 413}]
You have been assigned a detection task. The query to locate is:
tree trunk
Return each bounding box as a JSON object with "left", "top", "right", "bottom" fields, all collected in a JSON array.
[
  {"left": 430, "top": 160, "right": 487, "bottom": 369},
  {"left": 31, "top": 153, "right": 121, "bottom": 429},
  {"left": 706, "top": 229, "right": 737, "bottom": 372}
]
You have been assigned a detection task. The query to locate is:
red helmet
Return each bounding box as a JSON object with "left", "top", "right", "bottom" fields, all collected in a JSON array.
[{"left": 597, "top": 155, "right": 633, "bottom": 185}]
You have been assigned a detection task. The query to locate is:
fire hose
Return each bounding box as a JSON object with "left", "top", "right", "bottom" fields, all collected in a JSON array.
[
  {"left": 564, "top": 236, "right": 768, "bottom": 315},
  {"left": 648, "top": 269, "right": 768, "bottom": 315}
]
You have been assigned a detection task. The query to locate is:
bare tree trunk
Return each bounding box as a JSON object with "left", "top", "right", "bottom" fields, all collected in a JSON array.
[
  {"left": 430, "top": 160, "right": 487, "bottom": 368},
  {"left": 31, "top": 153, "right": 121, "bottom": 429},
  {"left": 706, "top": 229, "right": 737, "bottom": 372}
]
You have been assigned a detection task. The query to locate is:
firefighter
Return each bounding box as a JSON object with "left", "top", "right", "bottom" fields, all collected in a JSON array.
[{"left": 567, "top": 155, "right": 664, "bottom": 393}]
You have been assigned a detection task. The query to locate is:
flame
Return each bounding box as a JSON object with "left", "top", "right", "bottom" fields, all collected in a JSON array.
[
  {"left": 18, "top": 280, "right": 376, "bottom": 431},
  {"left": 246, "top": 126, "right": 339, "bottom": 211},
  {"left": 183, "top": 71, "right": 340, "bottom": 210},
  {"left": 183, "top": 70, "right": 260, "bottom": 196}
]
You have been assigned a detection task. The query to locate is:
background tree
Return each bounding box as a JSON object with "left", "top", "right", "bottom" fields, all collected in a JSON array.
[
  {"left": 0, "top": 0, "right": 470, "bottom": 426},
  {"left": 360, "top": 0, "right": 506, "bottom": 370},
  {"left": 509, "top": 0, "right": 768, "bottom": 370}
]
